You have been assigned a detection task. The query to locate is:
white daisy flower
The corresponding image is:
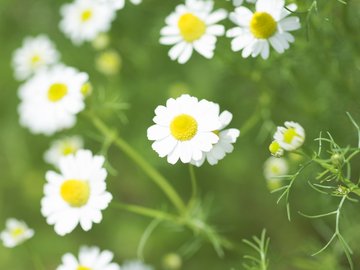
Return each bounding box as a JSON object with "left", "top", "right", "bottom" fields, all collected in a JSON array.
[
  {"left": 268, "top": 140, "right": 284, "bottom": 157},
  {"left": 57, "top": 246, "right": 120, "bottom": 270},
  {"left": 263, "top": 156, "right": 288, "bottom": 190},
  {"left": 12, "top": 35, "right": 60, "bottom": 81},
  {"left": 147, "top": 94, "right": 221, "bottom": 164},
  {"left": 44, "top": 136, "right": 84, "bottom": 168},
  {"left": 18, "top": 65, "right": 88, "bottom": 136},
  {"left": 0, "top": 218, "right": 34, "bottom": 248},
  {"left": 273, "top": 121, "right": 305, "bottom": 151},
  {"left": 41, "top": 149, "right": 112, "bottom": 236},
  {"left": 60, "top": 0, "right": 116, "bottom": 45},
  {"left": 122, "top": 260, "right": 153, "bottom": 270},
  {"left": 192, "top": 110, "right": 240, "bottom": 166},
  {"left": 160, "top": 0, "right": 227, "bottom": 64},
  {"left": 227, "top": 0, "right": 301, "bottom": 59}
]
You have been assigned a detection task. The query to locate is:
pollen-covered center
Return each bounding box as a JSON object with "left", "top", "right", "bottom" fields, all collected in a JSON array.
[
  {"left": 48, "top": 83, "right": 68, "bottom": 102},
  {"left": 81, "top": 9, "right": 93, "bottom": 22},
  {"left": 11, "top": 227, "right": 25, "bottom": 237},
  {"left": 61, "top": 144, "right": 76, "bottom": 155},
  {"left": 77, "top": 266, "right": 91, "bottom": 270},
  {"left": 170, "top": 114, "right": 198, "bottom": 141},
  {"left": 30, "top": 54, "right": 41, "bottom": 65},
  {"left": 60, "top": 179, "right": 90, "bottom": 207},
  {"left": 250, "top": 12, "right": 277, "bottom": 39},
  {"left": 178, "top": 13, "right": 206, "bottom": 42},
  {"left": 283, "top": 128, "right": 298, "bottom": 144}
]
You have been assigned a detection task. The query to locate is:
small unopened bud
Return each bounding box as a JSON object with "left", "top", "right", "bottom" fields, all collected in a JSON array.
[
  {"left": 95, "top": 50, "right": 122, "bottom": 76},
  {"left": 81, "top": 82, "right": 93, "bottom": 97},
  {"left": 162, "top": 253, "right": 182, "bottom": 270}
]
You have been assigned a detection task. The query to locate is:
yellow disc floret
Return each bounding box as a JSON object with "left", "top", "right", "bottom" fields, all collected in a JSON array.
[
  {"left": 250, "top": 12, "right": 277, "bottom": 39},
  {"left": 31, "top": 54, "right": 41, "bottom": 65},
  {"left": 77, "top": 266, "right": 91, "bottom": 270},
  {"left": 60, "top": 179, "right": 90, "bottom": 207},
  {"left": 178, "top": 13, "right": 206, "bottom": 42},
  {"left": 11, "top": 227, "right": 25, "bottom": 238},
  {"left": 283, "top": 128, "right": 297, "bottom": 144},
  {"left": 48, "top": 83, "right": 68, "bottom": 102},
  {"left": 81, "top": 9, "right": 93, "bottom": 22},
  {"left": 170, "top": 114, "right": 198, "bottom": 141}
]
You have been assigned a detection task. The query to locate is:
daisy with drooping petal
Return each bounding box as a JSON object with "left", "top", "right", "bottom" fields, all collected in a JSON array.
[
  {"left": 160, "top": 0, "right": 227, "bottom": 64},
  {"left": 122, "top": 260, "right": 153, "bottom": 270},
  {"left": 227, "top": 0, "right": 301, "bottom": 59},
  {"left": 60, "top": 0, "right": 116, "bottom": 45},
  {"left": 18, "top": 65, "right": 88, "bottom": 136},
  {"left": 44, "top": 136, "right": 84, "bottom": 168},
  {"left": 147, "top": 94, "right": 221, "bottom": 164},
  {"left": 263, "top": 156, "right": 288, "bottom": 190},
  {"left": 0, "top": 218, "right": 34, "bottom": 248},
  {"left": 192, "top": 110, "right": 240, "bottom": 166},
  {"left": 57, "top": 246, "right": 120, "bottom": 270},
  {"left": 41, "top": 149, "right": 112, "bottom": 236},
  {"left": 12, "top": 35, "right": 60, "bottom": 81},
  {"left": 273, "top": 121, "right": 305, "bottom": 151}
]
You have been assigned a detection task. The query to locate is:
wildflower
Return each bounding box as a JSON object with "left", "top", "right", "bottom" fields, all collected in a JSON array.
[
  {"left": 273, "top": 121, "right": 305, "bottom": 151},
  {"left": 0, "top": 218, "right": 34, "bottom": 248},
  {"left": 268, "top": 140, "right": 284, "bottom": 157},
  {"left": 160, "top": 0, "right": 227, "bottom": 64},
  {"left": 263, "top": 157, "right": 288, "bottom": 190},
  {"left": 147, "top": 94, "right": 221, "bottom": 164},
  {"left": 57, "top": 246, "right": 120, "bottom": 270},
  {"left": 44, "top": 136, "right": 84, "bottom": 168},
  {"left": 18, "top": 65, "right": 88, "bottom": 135},
  {"left": 227, "top": 0, "right": 300, "bottom": 59},
  {"left": 41, "top": 150, "right": 112, "bottom": 236},
  {"left": 12, "top": 35, "right": 60, "bottom": 81},
  {"left": 95, "top": 50, "right": 122, "bottom": 76},
  {"left": 122, "top": 260, "right": 153, "bottom": 270}
]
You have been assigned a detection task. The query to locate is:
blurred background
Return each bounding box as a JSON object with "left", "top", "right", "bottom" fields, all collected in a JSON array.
[{"left": 0, "top": 0, "right": 360, "bottom": 269}]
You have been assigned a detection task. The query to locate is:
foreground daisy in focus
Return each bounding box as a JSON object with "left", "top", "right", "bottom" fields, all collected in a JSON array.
[
  {"left": 12, "top": 35, "right": 60, "bottom": 81},
  {"left": 57, "top": 246, "right": 120, "bottom": 270},
  {"left": 60, "top": 0, "right": 116, "bottom": 45},
  {"left": 227, "top": 0, "right": 301, "bottom": 59},
  {"left": 273, "top": 121, "right": 305, "bottom": 151},
  {"left": 18, "top": 65, "right": 88, "bottom": 135},
  {"left": 44, "top": 136, "right": 84, "bottom": 168},
  {"left": 147, "top": 94, "right": 221, "bottom": 164},
  {"left": 0, "top": 218, "right": 34, "bottom": 248},
  {"left": 122, "top": 260, "right": 154, "bottom": 270},
  {"left": 160, "top": 0, "right": 227, "bottom": 64},
  {"left": 192, "top": 109, "right": 240, "bottom": 166},
  {"left": 41, "top": 149, "right": 112, "bottom": 236}
]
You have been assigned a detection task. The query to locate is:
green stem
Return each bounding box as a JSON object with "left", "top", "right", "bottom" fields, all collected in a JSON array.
[
  {"left": 188, "top": 164, "right": 197, "bottom": 208},
  {"left": 88, "top": 113, "right": 186, "bottom": 213}
]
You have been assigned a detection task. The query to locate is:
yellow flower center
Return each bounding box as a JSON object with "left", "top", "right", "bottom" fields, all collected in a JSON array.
[
  {"left": 269, "top": 141, "right": 280, "bottom": 154},
  {"left": 170, "top": 114, "right": 198, "bottom": 141},
  {"left": 11, "top": 227, "right": 25, "bottom": 238},
  {"left": 270, "top": 165, "right": 280, "bottom": 174},
  {"left": 60, "top": 179, "right": 90, "bottom": 207},
  {"left": 31, "top": 54, "right": 41, "bottom": 65},
  {"left": 81, "top": 9, "right": 93, "bottom": 22},
  {"left": 250, "top": 12, "right": 277, "bottom": 39},
  {"left": 283, "top": 128, "right": 298, "bottom": 144},
  {"left": 77, "top": 266, "right": 91, "bottom": 270},
  {"left": 48, "top": 83, "right": 68, "bottom": 102},
  {"left": 61, "top": 144, "right": 76, "bottom": 155},
  {"left": 178, "top": 13, "right": 206, "bottom": 42}
]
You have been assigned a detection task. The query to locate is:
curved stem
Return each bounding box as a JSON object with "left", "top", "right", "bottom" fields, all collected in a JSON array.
[{"left": 188, "top": 164, "right": 197, "bottom": 208}]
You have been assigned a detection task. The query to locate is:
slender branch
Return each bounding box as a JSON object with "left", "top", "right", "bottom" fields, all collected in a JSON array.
[{"left": 188, "top": 164, "right": 197, "bottom": 208}]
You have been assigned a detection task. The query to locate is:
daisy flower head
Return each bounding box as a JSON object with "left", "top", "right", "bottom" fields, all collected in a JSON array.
[
  {"left": 263, "top": 156, "right": 288, "bottom": 190},
  {"left": 227, "top": 0, "right": 301, "bottom": 59},
  {"left": 0, "top": 218, "right": 34, "bottom": 248},
  {"left": 274, "top": 121, "right": 305, "bottom": 151},
  {"left": 18, "top": 65, "right": 88, "bottom": 136},
  {"left": 57, "top": 246, "right": 120, "bottom": 270},
  {"left": 44, "top": 136, "right": 84, "bottom": 168},
  {"left": 160, "top": 0, "right": 227, "bottom": 64},
  {"left": 147, "top": 94, "right": 221, "bottom": 164},
  {"left": 41, "top": 149, "right": 112, "bottom": 236},
  {"left": 192, "top": 109, "right": 240, "bottom": 167},
  {"left": 12, "top": 35, "right": 60, "bottom": 81},
  {"left": 60, "top": 0, "right": 116, "bottom": 45},
  {"left": 122, "top": 260, "right": 153, "bottom": 270},
  {"left": 268, "top": 140, "right": 284, "bottom": 157}
]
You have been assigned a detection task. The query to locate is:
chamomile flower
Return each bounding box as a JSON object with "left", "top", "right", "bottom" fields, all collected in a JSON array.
[
  {"left": 44, "top": 136, "right": 84, "bottom": 168},
  {"left": 192, "top": 110, "right": 240, "bottom": 166},
  {"left": 41, "top": 149, "right": 112, "bottom": 236},
  {"left": 147, "top": 94, "right": 221, "bottom": 164},
  {"left": 274, "top": 121, "right": 305, "bottom": 151},
  {"left": 263, "top": 156, "right": 288, "bottom": 190},
  {"left": 160, "top": 0, "right": 227, "bottom": 64},
  {"left": 122, "top": 260, "right": 153, "bottom": 270},
  {"left": 268, "top": 140, "right": 284, "bottom": 157},
  {"left": 227, "top": 0, "right": 301, "bottom": 59},
  {"left": 0, "top": 218, "right": 34, "bottom": 248},
  {"left": 12, "top": 35, "right": 60, "bottom": 81},
  {"left": 57, "top": 246, "right": 120, "bottom": 270},
  {"left": 18, "top": 65, "right": 88, "bottom": 136},
  {"left": 60, "top": 0, "right": 116, "bottom": 45}
]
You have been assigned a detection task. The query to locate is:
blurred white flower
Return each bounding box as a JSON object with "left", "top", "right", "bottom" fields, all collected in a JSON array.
[
  {"left": 192, "top": 110, "right": 240, "bottom": 166},
  {"left": 57, "top": 246, "right": 120, "bottom": 270},
  {"left": 41, "top": 149, "right": 112, "bottom": 236},
  {"left": 274, "top": 121, "right": 305, "bottom": 151},
  {"left": 147, "top": 94, "right": 221, "bottom": 164},
  {"left": 263, "top": 157, "right": 288, "bottom": 190},
  {"left": 122, "top": 260, "right": 153, "bottom": 270},
  {"left": 18, "top": 65, "right": 88, "bottom": 136},
  {"left": 12, "top": 35, "right": 60, "bottom": 81},
  {"left": 160, "top": 0, "right": 227, "bottom": 64},
  {"left": 60, "top": 0, "right": 116, "bottom": 45},
  {"left": 44, "top": 136, "right": 84, "bottom": 168},
  {"left": 0, "top": 218, "right": 34, "bottom": 248},
  {"left": 227, "top": 0, "right": 300, "bottom": 59}
]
